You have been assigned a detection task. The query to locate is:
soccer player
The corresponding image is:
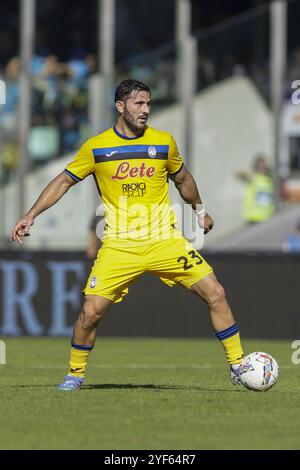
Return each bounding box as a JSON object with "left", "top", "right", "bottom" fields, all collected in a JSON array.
[{"left": 12, "top": 79, "right": 244, "bottom": 390}]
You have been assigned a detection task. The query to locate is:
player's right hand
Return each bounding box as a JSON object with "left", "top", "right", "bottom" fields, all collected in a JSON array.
[{"left": 11, "top": 214, "right": 34, "bottom": 245}]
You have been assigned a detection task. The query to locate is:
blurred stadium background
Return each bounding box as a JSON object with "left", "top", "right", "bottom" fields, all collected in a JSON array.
[{"left": 0, "top": 0, "right": 300, "bottom": 338}]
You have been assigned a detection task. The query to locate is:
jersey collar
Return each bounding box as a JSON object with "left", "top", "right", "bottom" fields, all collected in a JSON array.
[{"left": 113, "top": 126, "right": 146, "bottom": 140}]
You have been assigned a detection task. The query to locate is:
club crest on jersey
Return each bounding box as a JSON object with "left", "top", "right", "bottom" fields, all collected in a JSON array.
[
  {"left": 148, "top": 146, "right": 157, "bottom": 158},
  {"left": 90, "top": 276, "right": 98, "bottom": 289}
]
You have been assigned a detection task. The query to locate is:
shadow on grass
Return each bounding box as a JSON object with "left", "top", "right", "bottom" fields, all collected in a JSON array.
[{"left": 82, "top": 383, "right": 245, "bottom": 393}]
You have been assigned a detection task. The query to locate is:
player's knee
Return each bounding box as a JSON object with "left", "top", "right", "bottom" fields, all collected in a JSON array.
[
  {"left": 206, "top": 282, "right": 226, "bottom": 309},
  {"left": 81, "top": 298, "right": 106, "bottom": 328}
]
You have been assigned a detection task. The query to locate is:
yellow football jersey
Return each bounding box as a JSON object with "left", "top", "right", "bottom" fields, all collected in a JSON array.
[{"left": 65, "top": 126, "right": 183, "bottom": 242}]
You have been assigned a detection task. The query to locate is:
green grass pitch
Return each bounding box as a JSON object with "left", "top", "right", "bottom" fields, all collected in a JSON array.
[{"left": 0, "top": 337, "right": 299, "bottom": 450}]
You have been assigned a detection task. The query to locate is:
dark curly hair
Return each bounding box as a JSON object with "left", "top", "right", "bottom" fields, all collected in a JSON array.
[{"left": 114, "top": 79, "right": 150, "bottom": 103}]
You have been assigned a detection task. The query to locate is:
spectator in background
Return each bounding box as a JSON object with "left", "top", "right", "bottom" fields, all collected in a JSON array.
[
  {"left": 67, "top": 55, "right": 89, "bottom": 83},
  {"left": 237, "top": 154, "right": 275, "bottom": 224},
  {"left": 282, "top": 220, "right": 300, "bottom": 253}
]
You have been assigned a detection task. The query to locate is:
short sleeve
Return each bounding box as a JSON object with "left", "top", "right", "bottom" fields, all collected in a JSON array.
[
  {"left": 64, "top": 140, "right": 95, "bottom": 182},
  {"left": 167, "top": 135, "right": 184, "bottom": 175}
]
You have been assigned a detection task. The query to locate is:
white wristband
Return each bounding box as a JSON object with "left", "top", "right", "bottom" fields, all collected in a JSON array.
[{"left": 195, "top": 205, "right": 207, "bottom": 218}]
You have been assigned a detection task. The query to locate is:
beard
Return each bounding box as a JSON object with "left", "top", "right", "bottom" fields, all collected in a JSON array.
[{"left": 123, "top": 108, "right": 147, "bottom": 134}]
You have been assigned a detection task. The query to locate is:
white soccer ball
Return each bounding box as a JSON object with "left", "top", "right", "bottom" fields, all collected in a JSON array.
[{"left": 238, "top": 351, "right": 279, "bottom": 391}]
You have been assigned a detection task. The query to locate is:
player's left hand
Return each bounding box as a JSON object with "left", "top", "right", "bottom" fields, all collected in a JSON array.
[{"left": 197, "top": 213, "right": 214, "bottom": 234}]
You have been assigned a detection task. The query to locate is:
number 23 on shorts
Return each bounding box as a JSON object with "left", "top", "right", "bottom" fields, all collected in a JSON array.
[{"left": 177, "top": 250, "right": 203, "bottom": 271}]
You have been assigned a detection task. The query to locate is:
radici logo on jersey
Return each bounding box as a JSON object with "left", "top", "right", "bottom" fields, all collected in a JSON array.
[{"left": 122, "top": 182, "right": 146, "bottom": 197}]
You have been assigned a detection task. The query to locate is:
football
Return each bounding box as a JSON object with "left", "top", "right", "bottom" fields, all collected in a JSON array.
[{"left": 238, "top": 352, "right": 279, "bottom": 391}]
